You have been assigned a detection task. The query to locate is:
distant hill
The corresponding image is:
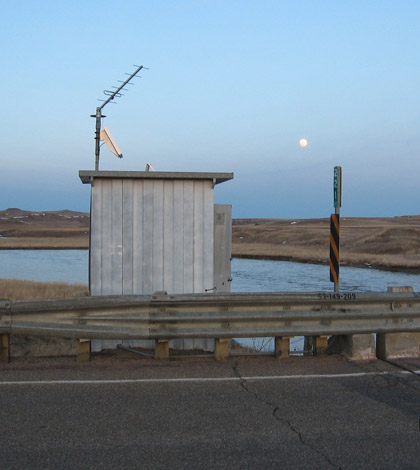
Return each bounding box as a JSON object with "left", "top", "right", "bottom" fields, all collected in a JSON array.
[{"left": 0, "top": 209, "right": 89, "bottom": 248}]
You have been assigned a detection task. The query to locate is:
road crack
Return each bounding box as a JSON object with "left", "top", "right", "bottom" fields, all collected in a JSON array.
[
  {"left": 359, "top": 359, "right": 420, "bottom": 393},
  {"left": 232, "top": 363, "right": 343, "bottom": 470}
]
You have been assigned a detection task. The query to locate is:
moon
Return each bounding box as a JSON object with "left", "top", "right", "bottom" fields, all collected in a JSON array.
[{"left": 299, "top": 138, "right": 308, "bottom": 147}]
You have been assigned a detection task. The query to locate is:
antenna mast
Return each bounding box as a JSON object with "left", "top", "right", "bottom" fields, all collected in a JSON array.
[{"left": 91, "top": 64, "right": 146, "bottom": 171}]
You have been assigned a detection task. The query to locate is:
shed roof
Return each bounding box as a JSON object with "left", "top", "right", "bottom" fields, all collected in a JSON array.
[{"left": 79, "top": 170, "right": 234, "bottom": 185}]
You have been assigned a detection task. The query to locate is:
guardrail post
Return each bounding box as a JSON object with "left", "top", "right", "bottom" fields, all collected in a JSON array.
[
  {"left": 0, "top": 300, "right": 11, "bottom": 363},
  {"left": 0, "top": 333, "right": 10, "bottom": 363},
  {"left": 215, "top": 338, "right": 230, "bottom": 360},
  {"left": 275, "top": 336, "right": 290, "bottom": 359},
  {"left": 155, "top": 339, "right": 170, "bottom": 360},
  {"left": 377, "top": 286, "right": 420, "bottom": 359},
  {"left": 313, "top": 336, "right": 329, "bottom": 356},
  {"left": 77, "top": 339, "right": 91, "bottom": 362},
  {"left": 304, "top": 336, "right": 314, "bottom": 355}
]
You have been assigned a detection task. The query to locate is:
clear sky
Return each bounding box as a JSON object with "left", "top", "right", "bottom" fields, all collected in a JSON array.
[{"left": 1, "top": 0, "right": 419, "bottom": 218}]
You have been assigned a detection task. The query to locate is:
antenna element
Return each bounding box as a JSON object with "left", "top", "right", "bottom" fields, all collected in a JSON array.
[{"left": 91, "top": 64, "right": 146, "bottom": 170}]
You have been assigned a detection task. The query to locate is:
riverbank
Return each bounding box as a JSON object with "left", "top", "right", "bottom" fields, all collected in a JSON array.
[
  {"left": 0, "top": 238, "right": 89, "bottom": 249},
  {"left": 1, "top": 208, "right": 420, "bottom": 272},
  {"left": 232, "top": 216, "right": 420, "bottom": 273}
]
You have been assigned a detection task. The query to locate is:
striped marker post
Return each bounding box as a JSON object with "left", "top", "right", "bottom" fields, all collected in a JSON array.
[
  {"left": 330, "top": 213, "right": 340, "bottom": 286},
  {"left": 331, "top": 166, "right": 342, "bottom": 292}
]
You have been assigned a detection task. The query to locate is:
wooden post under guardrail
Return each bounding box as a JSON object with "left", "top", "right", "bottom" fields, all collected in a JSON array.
[
  {"left": 215, "top": 338, "right": 230, "bottom": 360},
  {"left": 313, "top": 336, "right": 329, "bottom": 356},
  {"left": 77, "top": 339, "right": 91, "bottom": 362},
  {"left": 155, "top": 339, "right": 170, "bottom": 360},
  {"left": 0, "top": 333, "right": 10, "bottom": 363},
  {"left": 275, "top": 336, "right": 290, "bottom": 359}
]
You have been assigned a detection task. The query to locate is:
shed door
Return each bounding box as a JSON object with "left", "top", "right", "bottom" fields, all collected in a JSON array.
[{"left": 213, "top": 204, "right": 232, "bottom": 293}]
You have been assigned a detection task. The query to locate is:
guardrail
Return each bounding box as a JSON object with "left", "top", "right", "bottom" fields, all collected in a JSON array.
[{"left": 1, "top": 291, "right": 420, "bottom": 362}]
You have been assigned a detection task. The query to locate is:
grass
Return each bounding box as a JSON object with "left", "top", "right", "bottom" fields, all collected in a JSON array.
[
  {"left": 0, "top": 279, "right": 88, "bottom": 358},
  {"left": 232, "top": 217, "right": 420, "bottom": 272},
  {"left": 0, "top": 237, "right": 88, "bottom": 249},
  {"left": 0, "top": 278, "right": 88, "bottom": 300}
]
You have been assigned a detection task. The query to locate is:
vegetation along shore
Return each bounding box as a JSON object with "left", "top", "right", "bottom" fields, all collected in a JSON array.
[{"left": 1, "top": 208, "right": 420, "bottom": 273}]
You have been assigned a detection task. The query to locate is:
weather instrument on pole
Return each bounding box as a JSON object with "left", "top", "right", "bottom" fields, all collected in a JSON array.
[{"left": 91, "top": 64, "right": 147, "bottom": 170}]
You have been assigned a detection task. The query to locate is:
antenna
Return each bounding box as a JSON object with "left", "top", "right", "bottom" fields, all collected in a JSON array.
[
  {"left": 91, "top": 64, "right": 147, "bottom": 170},
  {"left": 100, "top": 126, "right": 123, "bottom": 158}
]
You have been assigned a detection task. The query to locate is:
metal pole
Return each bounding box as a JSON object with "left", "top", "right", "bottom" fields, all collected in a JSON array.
[
  {"left": 333, "top": 166, "right": 342, "bottom": 293},
  {"left": 94, "top": 107, "right": 102, "bottom": 171},
  {"left": 334, "top": 204, "right": 340, "bottom": 293}
]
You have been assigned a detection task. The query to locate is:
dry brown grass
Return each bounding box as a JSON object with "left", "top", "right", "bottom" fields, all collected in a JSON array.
[
  {"left": 232, "top": 216, "right": 420, "bottom": 272},
  {"left": 1, "top": 279, "right": 88, "bottom": 358},
  {"left": 0, "top": 237, "right": 88, "bottom": 249},
  {"left": 0, "top": 278, "right": 88, "bottom": 300}
]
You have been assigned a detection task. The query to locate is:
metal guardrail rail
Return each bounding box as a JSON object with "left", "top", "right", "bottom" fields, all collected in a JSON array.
[{"left": 1, "top": 291, "right": 420, "bottom": 340}]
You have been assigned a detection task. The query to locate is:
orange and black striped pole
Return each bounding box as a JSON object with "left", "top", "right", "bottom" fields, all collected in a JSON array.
[
  {"left": 330, "top": 166, "right": 342, "bottom": 292},
  {"left": 330, "top": 213, "right": 340, "bottom": 286}
]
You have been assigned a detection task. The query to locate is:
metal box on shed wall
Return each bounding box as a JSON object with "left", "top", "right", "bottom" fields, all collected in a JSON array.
[{"left": 214, "top": 204, "right": 232, "bottom": 293}]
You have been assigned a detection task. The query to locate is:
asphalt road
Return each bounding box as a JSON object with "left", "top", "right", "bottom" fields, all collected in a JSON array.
[{"left": 1, "top": 354, "right": 419, "bottom": 469}]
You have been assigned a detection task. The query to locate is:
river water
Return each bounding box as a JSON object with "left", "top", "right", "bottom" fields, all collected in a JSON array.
[
  {"left": 1, "top": 250, "right": 419, "bottom": 293},
  {"left": 0, "top": 250, "right": 89, "bottom": 285},
  {"left": 1, "top": 250, "right": 419, "bottom": 353}
]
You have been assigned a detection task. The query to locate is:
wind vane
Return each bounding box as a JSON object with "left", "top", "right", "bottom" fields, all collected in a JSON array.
[{"left": 91, "top": 64, "right": 147, "bottom": 170}]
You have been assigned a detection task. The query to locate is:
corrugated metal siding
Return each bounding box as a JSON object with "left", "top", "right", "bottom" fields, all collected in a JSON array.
[{"left": 90, "top": 178, "right": 214, "bottom": 296}]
